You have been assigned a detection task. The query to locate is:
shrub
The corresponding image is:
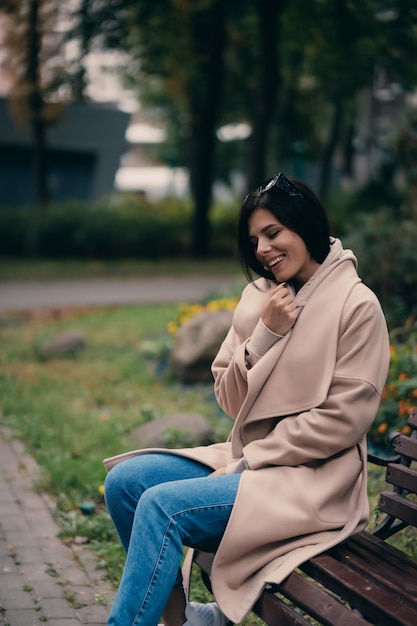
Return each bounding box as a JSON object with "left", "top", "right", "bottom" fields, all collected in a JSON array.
[
  {"left": 344, "top": 209, "right": 417, "bottom": 327},
  {"left": 0, "top": 198, "right": 240, "bottom": 259},
  {"left": 369, "top": 322, "right": 417, "bottom": 452},
  {"left": 0, "top": 199, "right": 194, "bottom": 259}
]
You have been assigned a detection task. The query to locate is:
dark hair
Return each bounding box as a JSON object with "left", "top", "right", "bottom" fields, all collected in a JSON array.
[{"left": 237, "top": 174, "right": 331, "bottom": 282}]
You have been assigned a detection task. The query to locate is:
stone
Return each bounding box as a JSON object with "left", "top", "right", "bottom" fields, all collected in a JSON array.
[
  {"left": 131, "top": 413, "right": 215, "bottom": 448},
  {"left": 39, "top": 330, "right": 87, "bottom": 359},
  {"left": 170, "top": 310, "right": 232, "bottom": 383}
]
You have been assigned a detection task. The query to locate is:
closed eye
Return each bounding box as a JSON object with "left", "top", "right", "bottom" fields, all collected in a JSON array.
[{"left": 268, "top": 230, "right": 280, "bottom": 239}]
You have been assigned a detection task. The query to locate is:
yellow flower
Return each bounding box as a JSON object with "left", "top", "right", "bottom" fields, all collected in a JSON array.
[
  {"left": 167, "top": 321, "right": 179, "bottom": 335},
  {"left": 168, "top": 298, "right": 238, "bottom": 335},
  {"left": 98, "top": 484, "right": 105, "bottom": 496}
]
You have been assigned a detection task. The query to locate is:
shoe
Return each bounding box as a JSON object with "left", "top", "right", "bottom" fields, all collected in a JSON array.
[{"left": 184, "top": 601, "right": 228, "bottom": 626}]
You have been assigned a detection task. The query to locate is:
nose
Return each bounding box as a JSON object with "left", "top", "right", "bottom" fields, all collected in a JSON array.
[{"left": 256, "top": 236, "right": 272, "bottom": 257}]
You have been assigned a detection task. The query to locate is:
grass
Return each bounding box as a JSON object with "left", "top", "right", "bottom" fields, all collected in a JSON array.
[{"left": 0, "top": 291, "right": 415, "bottom": 625}]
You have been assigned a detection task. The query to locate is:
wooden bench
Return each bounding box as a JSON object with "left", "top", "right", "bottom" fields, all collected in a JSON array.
[{"left": 192, "top": 409, "right": 417, "bottom": 625}]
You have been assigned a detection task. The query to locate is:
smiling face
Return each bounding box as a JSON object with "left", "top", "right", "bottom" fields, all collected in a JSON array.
[{"left": 248, "top": 208, "right": 320, "bottom": 289}]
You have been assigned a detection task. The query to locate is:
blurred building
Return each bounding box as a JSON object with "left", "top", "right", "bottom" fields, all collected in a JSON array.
[{"left": 0, "top": 97, "right": 129, "bottom": 206}]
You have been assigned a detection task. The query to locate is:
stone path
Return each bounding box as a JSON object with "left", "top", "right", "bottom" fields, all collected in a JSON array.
[
  {"left": 0, "top": 427, "right": 115, "bottom": 625},
  {"left": 0, "top": 276, "right": 239, "bottom": 311}
]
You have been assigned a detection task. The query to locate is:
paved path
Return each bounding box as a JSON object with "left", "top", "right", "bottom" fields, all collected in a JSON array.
[
  {"left": 0, "top": 427, "right": 115, "bottom": 625},
  {"left": 0, "top": 276, "right": 240, "bottom": 311}
]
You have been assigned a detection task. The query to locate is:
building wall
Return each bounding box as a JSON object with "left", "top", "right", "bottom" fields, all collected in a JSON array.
[{"left": 0, "top": 97, "right": 129, "bottom": 207}]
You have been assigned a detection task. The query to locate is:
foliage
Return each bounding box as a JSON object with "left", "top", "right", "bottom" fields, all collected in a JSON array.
[
  {"left": 343, "top": 208, "right": 417, "bottom": 327},
  {"left": 0, "top": 1, "right": 75, "bottom": 205},
  {"left": 64, "top": 0, "right": 417, "bottom": 250},
  {"left": 370, "top": 323, "right": 417, "bottom": 451},
  {"left": 0, "top": 198, "right": 238, "bottom": 259}
]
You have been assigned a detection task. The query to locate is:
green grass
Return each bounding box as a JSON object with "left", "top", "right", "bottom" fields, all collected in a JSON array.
[
  {"left": 0, "top": 303, "right": 232, "bottom": 500},
  {"left": 0, "top": 300, "right": 415, "bottom": 625}
]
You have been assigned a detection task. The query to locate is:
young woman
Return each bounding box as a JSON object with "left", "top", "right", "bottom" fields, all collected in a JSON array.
[{"left": 104, "top": 173, "right": 390, "bottom": 626}]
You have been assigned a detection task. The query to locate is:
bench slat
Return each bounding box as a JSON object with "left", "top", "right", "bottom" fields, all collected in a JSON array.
[
  {"left": 271, "top": 569, "right": 371, "bottom": 626},
  {"left": 407, "top": 409, "right": 417, "bottom": 429},
  {"left": 194, "top": 550, "right": 371, "bottom": 626},
  {"left": 385, "top": 462, "right": 417, "bottom": 493},
  {"left": 379, "top": 490, "right": 417, "bottom": 528},
  {"left": 300, "top": 547, "right": 417, "bottom": 625},
  {"left": 393, "top": 434, "right": 417, "bottom": 460},
  {"left": 253, "top": 588, "right": 311, "bottom": 626},
  {"left": 348, "top": 532, "right": 417, "bottom": 588}
]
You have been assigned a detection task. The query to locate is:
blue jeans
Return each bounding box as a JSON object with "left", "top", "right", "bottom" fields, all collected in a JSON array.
[{"left": 104, "top": 453, "right": 240, "bottom": 626}]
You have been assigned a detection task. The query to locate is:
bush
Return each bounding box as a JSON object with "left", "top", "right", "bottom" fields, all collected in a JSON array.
[
  {"left": 344, "top": 209, "right": 417, "bottom": 327},
  {"left": 0, "top": 197, "right": 239, "bottom": 260},
  {"left": 369, "top": 322, "right": 417, "bottom": 452}
]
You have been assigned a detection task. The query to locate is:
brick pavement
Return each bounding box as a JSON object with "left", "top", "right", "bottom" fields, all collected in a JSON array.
[{"left": 0, "top": 427, "right": 115, "bottom": 625}]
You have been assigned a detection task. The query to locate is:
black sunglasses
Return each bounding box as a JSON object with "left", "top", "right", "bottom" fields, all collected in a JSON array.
[{"left": 256, "top": 172, "right": 303, "bottom": 198}]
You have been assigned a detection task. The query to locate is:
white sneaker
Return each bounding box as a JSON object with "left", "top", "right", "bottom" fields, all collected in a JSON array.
[{"left": 184, "top": 601, "right": 228, "bottom": 626}]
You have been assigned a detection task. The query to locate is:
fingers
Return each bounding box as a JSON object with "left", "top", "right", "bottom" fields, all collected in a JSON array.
[{"left": 261, "top": 284, "right": 300, "bottom": 335}]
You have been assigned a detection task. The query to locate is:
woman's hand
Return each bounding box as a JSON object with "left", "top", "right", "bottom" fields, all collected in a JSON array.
[
  {"left": 261, "top": 283, "right": 300, "bottom": 336},
  {"left": 210, "top": 467, "right": 227, "bottom": 476}
]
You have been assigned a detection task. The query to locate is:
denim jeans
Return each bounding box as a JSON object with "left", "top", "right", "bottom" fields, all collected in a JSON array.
[{"left": 104, "top": 453, "right": 240, "bottom": 626}]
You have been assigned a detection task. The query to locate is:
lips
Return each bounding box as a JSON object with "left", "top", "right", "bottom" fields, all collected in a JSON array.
[{"left": 269, "top": 254, "right": 285, "bottom": 268}]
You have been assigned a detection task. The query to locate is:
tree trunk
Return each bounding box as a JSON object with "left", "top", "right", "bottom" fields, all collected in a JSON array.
[
  {"left": 188, "top": 0, "right": 226, "bottom": 257},
  {"left": 246, "top": 0, "right": 287, "bottom": 192},
  {"left": 27, "top": 0, "right": 48, "bottom": 208},
  {"left": 318, "top": 95, "right": 344, "bottom": 202}
]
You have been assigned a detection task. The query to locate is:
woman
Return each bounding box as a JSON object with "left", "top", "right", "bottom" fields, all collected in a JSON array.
[{"left": 104, "top": 173, "right": 390, "bottom": 626}]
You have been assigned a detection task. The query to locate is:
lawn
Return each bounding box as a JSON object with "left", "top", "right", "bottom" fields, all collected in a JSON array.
[{"left": 0, "top": 290, "right": 415, "bottom": 624}]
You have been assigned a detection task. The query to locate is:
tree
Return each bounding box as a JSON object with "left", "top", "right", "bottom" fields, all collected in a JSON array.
[
  {"left": 243, "top": 0, "right": 288, "bottom": 191},
  {"left": 71, "top": 0, "right": 228, "bottom": 257},
  {"left": 0, "top": 0, "right": 71, "bottom": 208},
  {"left": 281, "top": 0, "right": 417, "bottom": 200},
  {"left": 67, "top": 0, "right": 417, "bottom": 251}
]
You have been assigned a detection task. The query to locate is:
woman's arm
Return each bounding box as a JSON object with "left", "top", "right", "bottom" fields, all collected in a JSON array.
[{"left": 212, "top": 283, "right": 298, "bottom": 419}]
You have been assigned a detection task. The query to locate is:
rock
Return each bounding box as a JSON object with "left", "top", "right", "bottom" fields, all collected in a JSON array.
[
  {"left": 170, "top": 310, "right": 232, "bottom": 383},
  {"left": 39, "top": 329, "right": 87, "bottom": 358},
  {"left": 131, "top": 413, "right": 215, "bottom": 448}
]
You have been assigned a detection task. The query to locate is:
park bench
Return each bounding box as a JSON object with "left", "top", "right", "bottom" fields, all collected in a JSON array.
[{"left": 191, "top": 408, "right": 417, "bottom": 625}]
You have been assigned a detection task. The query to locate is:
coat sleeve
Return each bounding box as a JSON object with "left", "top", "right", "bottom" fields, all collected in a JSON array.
[
  {"left": 211, "top": 326, "right": 249, "bottom": 420},
  {"left": 242, "top": 294, "right": 390, "bottom": 469}
]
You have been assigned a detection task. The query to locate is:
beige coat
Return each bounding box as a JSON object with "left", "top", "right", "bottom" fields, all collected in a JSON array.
[{"left": 104, "top": 240, "right": 390, "bottom": 623}]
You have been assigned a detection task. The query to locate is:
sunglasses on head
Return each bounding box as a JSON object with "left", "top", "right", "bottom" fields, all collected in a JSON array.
[{"left": 256, "top": 172, "right": 304, "bottom": 198}]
